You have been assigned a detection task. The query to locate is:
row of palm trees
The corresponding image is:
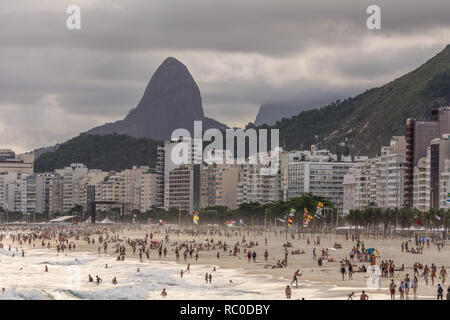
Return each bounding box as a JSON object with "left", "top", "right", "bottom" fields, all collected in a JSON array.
[{"left": 345, "top": 207, "right": 450, "bottom": 231}]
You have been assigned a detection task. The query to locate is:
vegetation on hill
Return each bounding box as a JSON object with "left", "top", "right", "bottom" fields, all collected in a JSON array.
[
  {"left": 34, "top": 133, "right": 158, "bottom": 172},
  {"left": 264, "top": 45, "right": 450, "bottom": 156}
]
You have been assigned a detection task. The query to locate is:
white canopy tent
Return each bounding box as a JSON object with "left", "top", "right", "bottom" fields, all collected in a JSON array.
[{"left": 100, "top": 216, "right": 114, "bottom": 224}]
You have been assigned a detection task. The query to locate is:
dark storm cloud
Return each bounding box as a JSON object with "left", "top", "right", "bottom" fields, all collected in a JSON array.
[{"left": 0, "top": 0, "right": 449, "bottom": 152}]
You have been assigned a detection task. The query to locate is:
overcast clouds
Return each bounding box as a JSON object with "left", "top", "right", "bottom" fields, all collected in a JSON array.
[{"left": 1, "top": 0, "right": 449, "bottom": 152}]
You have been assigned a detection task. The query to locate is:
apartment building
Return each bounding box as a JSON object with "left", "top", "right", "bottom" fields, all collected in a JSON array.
[
  {"left": 0, "top": 150, "right": 34, "bottom": 174},
  {"left": 200, "top": 164, "right": 240, "bottom": 210},
  {"left": 413, "top": 154, "right": 431, "bottom": 212}
]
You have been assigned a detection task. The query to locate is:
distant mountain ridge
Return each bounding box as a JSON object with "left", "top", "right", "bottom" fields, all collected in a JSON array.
[
  {"left": 267, "top": 44, "right": 450, "bottom": 156},
  {"left": 253, "top": 96, "right": 341, "bottom": 126}
]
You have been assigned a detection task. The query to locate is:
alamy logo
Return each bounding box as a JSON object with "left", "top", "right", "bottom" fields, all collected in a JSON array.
[
  {"left": 366, "top": 265, "right": 381, "bottom": 289},
  {"left": 66, "top": 5, "right": 81, "bottom": 30},
  {"left": 170, "top": 121, "right": 280, "bottom": 175},
  {"left": 66, "top": 266, "right": 81, "bottom": 289},
  {"left": 366, "top": 5, "right": 381, "bottom": 30}
]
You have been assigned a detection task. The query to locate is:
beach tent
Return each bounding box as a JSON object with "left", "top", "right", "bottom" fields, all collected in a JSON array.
[
  {"left": 100, "top": 216, "right": 114, "bottom": 224},
  {"left": 84, "top": 217, "right": 93, "bottom": 224},
  {"left": 49, "top": 215, "right": 80, "bottom": 224}
]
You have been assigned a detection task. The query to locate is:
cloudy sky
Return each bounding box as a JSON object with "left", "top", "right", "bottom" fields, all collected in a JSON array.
[{"left": 1, "top": 0, "right": 449, "bottom": 153}]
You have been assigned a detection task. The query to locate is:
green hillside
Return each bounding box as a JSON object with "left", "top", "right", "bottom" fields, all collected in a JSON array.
[
  {"left": 266, "top": 44, "right": 450, "bottom": 156},
  {"left": 35, "top": 133, "right": 158, "bottom": 172}
]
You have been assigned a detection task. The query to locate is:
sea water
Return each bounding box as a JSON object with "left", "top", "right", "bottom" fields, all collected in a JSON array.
[{"left": 0, "top": 247, "right": 285, "bottom": 300}]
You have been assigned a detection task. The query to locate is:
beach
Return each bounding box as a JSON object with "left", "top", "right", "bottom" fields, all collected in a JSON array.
[{"left": 0, "top": 224, "right": 448, "bottom": 300}]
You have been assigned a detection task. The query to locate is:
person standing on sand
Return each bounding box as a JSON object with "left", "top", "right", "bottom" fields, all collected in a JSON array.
[
  {"left": 348, "top": 263, "right": 353, "bottom": 280},
  {"left": 389, "top": 280, "right": 396, "bottom": 300},
  {"left": 412, "top": 276, "right": 418, "bottom": 299},
  {"left": 161, "top": 288, "right": 167, "bottom": 297},
  {"left": 437, "top": 284, "right": 444, "bottom": 300},
  {"left": 423, "top": 265, "right": 429, "bottom": 285},
  {"left": 360, "top": 291, "right": 368, "bottom": 300},
  {"left": 285, "top": 285, "right": 291, "bottom": 299},
  {"left": 440, "top": 266, "right": 447, "bottom": 285},
  {"left": 399, "top": 281, "right": 405, "bottom": 300},
  {"left": 340, "top": 263, "right": 346, "bottom": 281},
  {"left": 205, "top": 273, "right": 208, "bottom": 284},
  {"left": 209, "top": 273, "right": 212, "bottom": 283}
]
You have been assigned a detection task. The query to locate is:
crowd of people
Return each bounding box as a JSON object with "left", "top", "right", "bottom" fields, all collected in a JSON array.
[{"left": 0, "top": 224, "right": 449, "bottom": 300}]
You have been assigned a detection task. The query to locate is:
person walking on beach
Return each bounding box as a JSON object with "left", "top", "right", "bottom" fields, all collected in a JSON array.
[
  {"left": 437, "top": 284, "right": 444, "bottom": 300},
  {"left": 412, "top": 276, "right": 418, "bottom": 300},
  {"left": 285, "top": 285, "right": 291, "bottom": 299},
  {"left": 431, "top": 264, "right": 437, "bottom": 285},
  {"left": 205, "top": 273, "right": 209, "bottom": 284},
  {"left": 208, "top": 273, "right": 212, "bottom": 283},
  {"left": 291, "top": 269, "right": 301, "bottom": 287},
  {"left": 389, "top": 280, "right": 396, "bottom": 300},
  {"left": 161, "top": 288, "right": 167, "bottom": 297},
  {"left": 423, "top": 265, "right": 429, "bottom": 285},
  {"left": 112, "top": 277, "right": 117, "bottom": 285},
  {"left": 440, "top": 266, "right": 447, "bottom": 285}
]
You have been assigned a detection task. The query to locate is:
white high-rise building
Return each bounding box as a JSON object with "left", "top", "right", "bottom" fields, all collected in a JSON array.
[
  {"left": 138, "top": 170, "right": 158, "bottom": 212},
  {"left": 377, "top": 136, "right": 407, "bottom": 209},
  {"left": 287, "top": 145, "right": 359, "bottom": 214},
  {"left": 54, "top": 164, "right": 88, "bottom": 213},
  {"left": 237, "top": 163, "right": 281, "bottom": 205},
  {"left": 413, "top": 153, "right": 431, "bottom": 212}
]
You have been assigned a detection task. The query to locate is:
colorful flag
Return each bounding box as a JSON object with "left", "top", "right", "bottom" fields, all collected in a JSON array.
[
  {"left": 315, "top": 202, "right": 324, "bottom": 219},
  {"left": 447, "top": 192, "right": 450, "bottom": 204},
  {"left": 303, "top": 207, "right": 313, "bottom": 227},
  {"left": 193, "top": 210, "right": 200, "bottom": 225},
  {"left": 287, "top": 208, "right": 295, "bottom": 226},
  {"left": 289, "top": 208, "right": 296, "bottom": 217},
  {"left": 226, "top": 220, "right": 236, "bottom": 227},
  {"left": 287, "top": 216, "right": 293, "bottom": 226}
]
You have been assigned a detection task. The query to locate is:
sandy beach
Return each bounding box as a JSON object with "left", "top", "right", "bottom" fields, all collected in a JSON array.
[{"left": 0, "top": 224, "right": 449, "bottom": 300}]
